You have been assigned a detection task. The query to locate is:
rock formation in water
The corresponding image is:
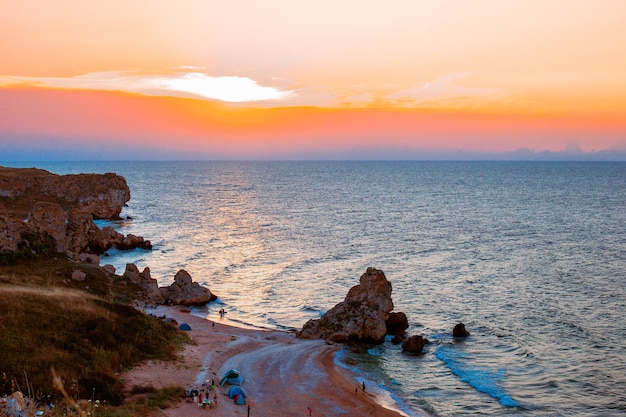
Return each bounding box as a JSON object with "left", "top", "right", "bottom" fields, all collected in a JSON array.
[
  {"left": 296, "top": 267, "right": 395, "bottom": 344},
  {"left": 401, "top": 334, "right": 426, "bottom": 353},
  {"left": 453, "top": 322, "right": 470, "bottom": 337},
  {"left": 0, "top": 166, "right": 151, "bottom": 257},
  {"left": 386, "top": 311, "right": 409, "bottom": 337}
]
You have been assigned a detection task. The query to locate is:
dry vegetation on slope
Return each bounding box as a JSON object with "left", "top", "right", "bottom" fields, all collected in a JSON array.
[{"left": 0, "top": 256, "right": 191, "bottom": 414}]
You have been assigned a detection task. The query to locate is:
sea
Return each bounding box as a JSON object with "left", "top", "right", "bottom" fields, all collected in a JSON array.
[{"left": 4, "top": 160, "right": 625, "bottom": 416}]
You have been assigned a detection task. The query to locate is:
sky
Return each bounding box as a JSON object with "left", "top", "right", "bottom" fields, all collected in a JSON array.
[{"left": 1, "top": 0, "right": 625, "bottom": 160}]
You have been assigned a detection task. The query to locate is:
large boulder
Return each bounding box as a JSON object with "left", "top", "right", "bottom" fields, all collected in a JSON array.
[
  {"left": 159, "top": 269, "right": 214, "bottom": 306},
  {"left": 296, "top": 267, "right": 394, "bottom": 344}
]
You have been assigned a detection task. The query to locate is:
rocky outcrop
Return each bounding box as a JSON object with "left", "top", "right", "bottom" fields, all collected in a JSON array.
[
  {"left": 123, "top": 264, "right": 164, "bottom": 305},
  {"left": 296, "top": 267, "right": 394, "bottom": 344},
  {"left": 0, "top": 214, "right": 34, "bottom": 252},
  {"left": 121, "top": 265, "right": 216, "bottom": 306},
  {"left": 0, "top": 167, "right": 129, "bottom": 219},
  {"left": 386, "top": 311, "right": 409, "bottom": 337},
  {"left": 401, "top": 334, "right": 425, "bottom": 353},
  {"left": 453, "top": 323, "right": 470, "bottom": 338},
  {"left": 159, "top": 269, "right": 215, "bottom": 306},
  {"left": 0, "top": 166, "right": 151, "bottom": 258},
  {"left": 117, "top": 234, "right": 152, "bottom": 251},
  {"left": 28, "top": 202, "right": 67, "bottom": 252}
]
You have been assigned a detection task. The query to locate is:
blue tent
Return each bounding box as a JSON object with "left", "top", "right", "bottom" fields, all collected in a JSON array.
[
  {"left": 228, "top": 386, "right": 245, "bottom": 399},
  {"left": 219, "top": 369, "right": 242, "bottom": 386},
  {"left": 179, "top": 322, "right": 191, "bottom": 331},
  {"left": 228, "top": 386, "right": 246, "bottom": 405}
]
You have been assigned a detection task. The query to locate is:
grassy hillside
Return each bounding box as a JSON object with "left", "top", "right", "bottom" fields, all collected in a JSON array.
[{"left": 0, "top": 256, "right": 191, "bottom": 412}]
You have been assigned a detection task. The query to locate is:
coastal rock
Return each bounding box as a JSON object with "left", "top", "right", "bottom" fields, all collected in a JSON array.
[
  {"left": 0, "top": 214, "right": 30, "bottom": 252},
  {"left": 453, "top": 323, "right": 470, "bottom": 338},
  {"left": 159, "top": 269, "right": 214, "bottom": 306},
  {"left": 123, "top": 264, "right": 164, "bottom": 304},
  {"left": 296, "top": 267, "right": 394, "bottom": 344},
  {"left": 386, "top": 311, "right": 409, "bottom": 336},
  {"left": 0, "top": 167, "right": 129, "bottom": 219},
  {"left": 87, "top": 225, "right": 124, "bottom": 254},
  {"left": 117, "top": 234, "right": 152, "bottom": 251},
  {"left": 47, "top": 172, "right": 130, "bottom": 219},
  {"left": 401, "top": 334, "right": 425, "bottom": 353},
  {"left": 0, "top": 166, "right": 151, "bottom": 257},
  {"left": 27, "top": 202, "right": 68, "bottom": 252},
  {"left": 64, "top": 208, "right": 97, "bottom": 253}
]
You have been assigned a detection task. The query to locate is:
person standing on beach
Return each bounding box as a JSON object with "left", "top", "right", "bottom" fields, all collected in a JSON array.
[
  {"left": 308, "top": 406, "right": 312, "bottom": 416},
  {"left": 362, "top": 381, "right": 366, "bottom": 393}
]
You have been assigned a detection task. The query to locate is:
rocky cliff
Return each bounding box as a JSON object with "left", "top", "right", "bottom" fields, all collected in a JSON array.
[
  {"left": 0, "top": 166, "right": 150, "bottom": 257},
  {"left": 296, "top": 267, "right": 394, "bottom": 344}
]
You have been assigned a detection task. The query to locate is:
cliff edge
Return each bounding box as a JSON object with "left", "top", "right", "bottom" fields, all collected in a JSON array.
[{"left": 0, "top": 166, "right": 150, "bottom": 257}]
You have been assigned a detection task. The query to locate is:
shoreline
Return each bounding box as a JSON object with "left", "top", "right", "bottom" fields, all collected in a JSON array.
[{"left": 123, "top": 305, "right": 413, "bottom": 417}]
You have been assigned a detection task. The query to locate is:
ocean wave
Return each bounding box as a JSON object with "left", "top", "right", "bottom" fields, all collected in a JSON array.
[{"left": 434, "top": 345, "right": 520, "bottom": 407}]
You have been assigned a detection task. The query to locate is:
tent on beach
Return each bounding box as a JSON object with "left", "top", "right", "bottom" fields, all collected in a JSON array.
[
  {"left": 178, "top": 322, "right": 191, "bottom": 331},
  {"left": 219, "top": 369, "right": 242, "bottom": 386},
  {"left": 228, "top": 386, "right": 246, "bottom": 404}
]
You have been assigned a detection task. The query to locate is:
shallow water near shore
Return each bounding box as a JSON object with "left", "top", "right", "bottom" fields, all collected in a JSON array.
[{"left": 8, "top": 160, "right": 626, "bottom": 416}]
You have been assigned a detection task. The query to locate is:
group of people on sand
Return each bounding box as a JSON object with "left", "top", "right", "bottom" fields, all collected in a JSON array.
[{"left": 188, "top": 379, "right": 219, "bottom": 409}]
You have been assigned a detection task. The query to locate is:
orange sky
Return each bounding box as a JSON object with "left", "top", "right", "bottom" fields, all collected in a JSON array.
[{"left": 1, "top": 0, "right": 625, "bottom": 160}]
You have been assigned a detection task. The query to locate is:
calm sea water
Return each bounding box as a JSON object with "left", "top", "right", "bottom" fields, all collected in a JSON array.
[{"left": 5, "top": 161, "right": 626, "bottom": 416}]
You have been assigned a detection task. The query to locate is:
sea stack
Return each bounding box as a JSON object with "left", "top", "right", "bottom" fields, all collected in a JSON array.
[{"left": 296, "top": 267, "right": 394, "bottom": 345}]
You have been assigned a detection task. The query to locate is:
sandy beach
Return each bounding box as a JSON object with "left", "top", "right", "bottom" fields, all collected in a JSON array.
[{"left": 122, "top": 306, "right": 408, "bottom": 417}]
